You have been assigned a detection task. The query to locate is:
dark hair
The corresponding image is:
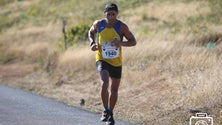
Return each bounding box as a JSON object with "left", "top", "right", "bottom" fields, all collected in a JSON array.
[{"left": 104, "top": 2, "right": 118, "bottom": 13}]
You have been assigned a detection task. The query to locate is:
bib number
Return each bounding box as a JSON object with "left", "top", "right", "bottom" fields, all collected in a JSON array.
[{"left": 102, "top": 42, "right": 119, "bottom": 59}]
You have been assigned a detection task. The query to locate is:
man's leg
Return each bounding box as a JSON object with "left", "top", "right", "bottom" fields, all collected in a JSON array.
[
  {"left": 105, "top": 77, "right": 120, "bottom": 125},
  {"left": 109, "top": 78, "right": 121, "bottom": 111},
  {"left": 100, "top": 70, "right": 109, "bottom": 110}
]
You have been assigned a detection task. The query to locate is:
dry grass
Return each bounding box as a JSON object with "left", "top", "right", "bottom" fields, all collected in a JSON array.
[
  {"left": 118, "top": 34, "right": 222, "bottom": 123},
  {"left": 1, "top": 0, "right": 222, "bottom": 125},
  {"left": 120, "top": 1, "right": 211, "bottom": 37},
  {"left": 0, "top": 63, "right": 34, "bottom": 78},
  {"left": 57, "top": 45, "right": 95, "bottom": 72},
  {"left": 122, "top": 1, "right": 210, "bottom": 22}
]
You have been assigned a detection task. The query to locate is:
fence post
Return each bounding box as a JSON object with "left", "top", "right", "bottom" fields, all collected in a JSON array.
[{"left": 62, "top": 17, "right": 67, "bottom": 50}]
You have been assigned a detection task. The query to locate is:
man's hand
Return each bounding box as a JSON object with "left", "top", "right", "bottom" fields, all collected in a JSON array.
[
  {"left": 90, "top": 44, "right": 98, "bottom": 51},
  {"left": 112, "top": 38, "right": 121, "bottom": 48}
]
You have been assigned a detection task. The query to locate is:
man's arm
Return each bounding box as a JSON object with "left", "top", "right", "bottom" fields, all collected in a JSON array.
[
  {"left": 88, "top": 20, "right": 99, "bottom": 51},
  {"left": 120, "top": 23, "right": 137, "bottom": 47}
]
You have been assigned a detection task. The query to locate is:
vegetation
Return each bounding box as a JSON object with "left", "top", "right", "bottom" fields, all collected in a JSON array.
[
  {"left": 0, "top": 0, "right": 222, "bottom": 125},
  {"left": 61, "top": 23, "right": 90, "bottom": 48}
]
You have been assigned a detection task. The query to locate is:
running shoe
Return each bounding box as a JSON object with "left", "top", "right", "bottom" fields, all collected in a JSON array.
[
  {"left": 101, "top": 110, "right": 110, "bottom": 122},
  {"left": 106, "top": 112, "right": 115, "bottom": 125}
]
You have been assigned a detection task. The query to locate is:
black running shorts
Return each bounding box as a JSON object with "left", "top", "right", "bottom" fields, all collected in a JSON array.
[{"left": 96, "top": 60, "right": 122, "bottom": 79}]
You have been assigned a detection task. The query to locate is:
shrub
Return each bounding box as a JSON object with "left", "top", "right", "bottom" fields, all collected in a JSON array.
[{"left": 60, "top": 23, "right": 90, "bottom": 49}]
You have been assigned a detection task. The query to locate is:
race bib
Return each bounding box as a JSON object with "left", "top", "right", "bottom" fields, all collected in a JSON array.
[{"left": 102, "top": 42, "right": 119, "bottom": 59}]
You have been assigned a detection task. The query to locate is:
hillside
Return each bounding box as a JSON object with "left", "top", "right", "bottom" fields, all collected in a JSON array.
[{"left": 0, "top": 0, "right": 222, "bottom": 124}]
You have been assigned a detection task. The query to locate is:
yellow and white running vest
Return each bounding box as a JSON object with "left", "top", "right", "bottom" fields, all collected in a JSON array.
[{"left": 96, "top": 19, "right": 123, "bottom": 66}]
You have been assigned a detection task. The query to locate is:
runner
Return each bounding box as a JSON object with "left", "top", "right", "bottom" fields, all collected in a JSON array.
[{"left": 88, "top": 2, "right": 137, "bottom": 125}]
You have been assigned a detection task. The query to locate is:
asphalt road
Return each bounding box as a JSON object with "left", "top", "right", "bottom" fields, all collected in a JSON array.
[{"left": 0, "top": 84, "right": 135, "bottom": 125}]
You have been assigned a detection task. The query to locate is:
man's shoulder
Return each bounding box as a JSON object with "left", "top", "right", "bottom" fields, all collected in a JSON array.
[
  {"left": 118, "top": 20, "right": 128, "bottom": 32},
  {"left": 93, "top": 19, "right": 106, "bottom": 28}
]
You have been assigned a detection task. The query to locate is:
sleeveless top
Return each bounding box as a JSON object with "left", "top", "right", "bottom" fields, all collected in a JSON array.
[{"left": 96, "top": 19, "right": 123, "bottom": 66}]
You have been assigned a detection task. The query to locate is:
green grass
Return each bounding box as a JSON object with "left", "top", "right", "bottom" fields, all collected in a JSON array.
[
  {"left": 0, "top": 0, "right": 14, "bottom": 7},
  {"left": 1, "top": 0, "right": 222, "bottom": 36}
]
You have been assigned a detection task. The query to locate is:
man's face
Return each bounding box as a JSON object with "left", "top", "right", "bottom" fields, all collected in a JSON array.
[{"left": 104, "top": 10, "right": 118, "bottom": 24}]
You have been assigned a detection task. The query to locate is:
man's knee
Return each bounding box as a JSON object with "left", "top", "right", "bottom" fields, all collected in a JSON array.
[
  {"left": 111, "top": 88, "right": 118, "bottom": 94},
  {"left": 101, "top": 81, "right": 109, "bottom": 90}
]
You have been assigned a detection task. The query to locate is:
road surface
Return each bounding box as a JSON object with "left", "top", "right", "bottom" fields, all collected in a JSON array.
[{"left": 0, "top": 84, "right": 136, "bottom": 125}]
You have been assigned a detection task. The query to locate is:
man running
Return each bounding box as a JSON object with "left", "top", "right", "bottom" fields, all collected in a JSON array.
[{"left": 88, "top": 2, "right": 137, "bottom": 125}]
